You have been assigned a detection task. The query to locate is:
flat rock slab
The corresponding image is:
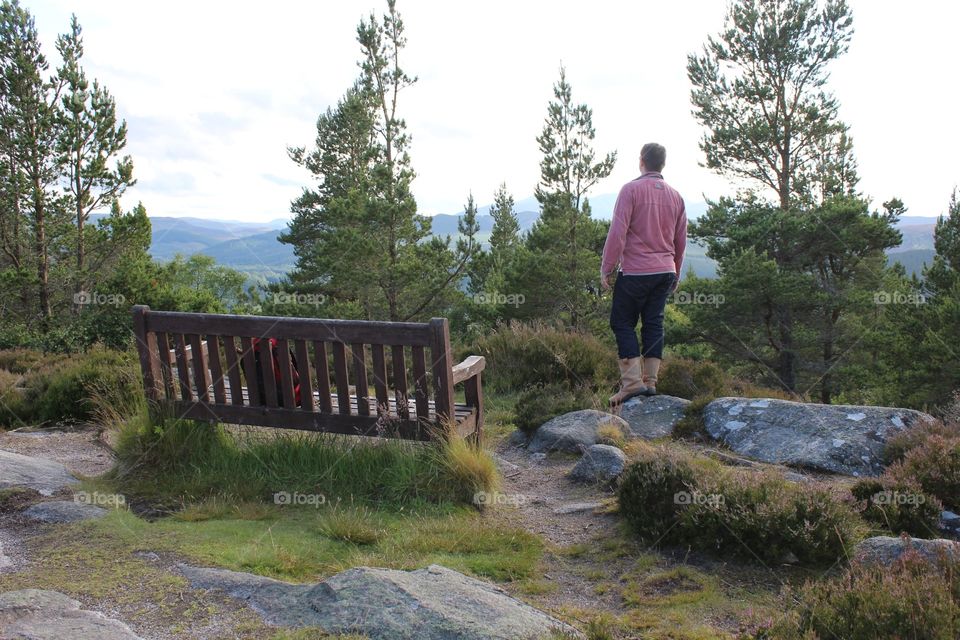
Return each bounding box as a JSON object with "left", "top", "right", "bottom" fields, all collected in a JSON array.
[
  {"left": 569, "top": 445, "right": 626, "bottom": 484},
  {"left": 0, "top": 450, "right": 78, "bottom": 496},
  {"left": 528, "top": 410, "right": 629, "bottom": 454},
  {"left": 619, "top": 395, "right": 690, "bottom": 439},
  {"left": 703, "top": 397, "right": 935, "bottom": 476},
  {"left": 0, "top": 589, "right": 142, "bottom": 639},
  {"left": 0, "top": 540, "right": 10, "bottom": 571},
  {"left": 178, "top": 563, "right": 582, "bottom": 639},
  {"left": 853, "top": 536, "right": 960, "bottom": 567},
  {"left": 22, "top": 501, "right": 108, "bottom": 523}
]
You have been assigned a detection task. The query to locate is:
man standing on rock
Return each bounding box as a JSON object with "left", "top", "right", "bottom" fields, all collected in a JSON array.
[{"left": 601, "top": 143, "right": 687, "bottom": 405}]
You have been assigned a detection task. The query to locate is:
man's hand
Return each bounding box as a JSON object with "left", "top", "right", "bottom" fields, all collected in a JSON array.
[
  {"left": 601, "top": 272, "right": 613, "bottom": 291},
  {"left": 670, "top": 275, "right": 680, "bottom": 293}
]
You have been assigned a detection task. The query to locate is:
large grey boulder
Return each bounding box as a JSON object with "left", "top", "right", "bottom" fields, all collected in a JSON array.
[
  {"left": 569, "top": 444, "right": 626, "bottom": 484},
  {"left": 618, "top": 395, "right": 690, "bottom": 439},
  {"left": 0, "top": 589, "right": 142, "bottom": 639},
  {"left": 853, "top": 536, "right": 960, "bottom": 567},
  {"left": 528, "top": 410, "right": 629, "bottom": 454},
  {"left": 177, "top": 563, "right": 582, "bottom": 639},
  {"left": 0, "top": 450, "right": 78, "bottom": 496},
  {"left": 703, "top": 397, "right": 935, "bottom": 476},
  {"left": 22, "top": 500, "right": 108, "bottom": 523}
]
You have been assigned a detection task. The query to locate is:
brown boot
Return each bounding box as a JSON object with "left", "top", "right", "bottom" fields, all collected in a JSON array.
[
  {"left": 641, "top": 357, "right": 661, "bottom": 396},
  {"left": 610, "top": 357, "right": 646, "bottom": 406}
]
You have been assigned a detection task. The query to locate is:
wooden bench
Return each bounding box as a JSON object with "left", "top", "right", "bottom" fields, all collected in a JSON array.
[{"left": 131, "top": 305, "right": 485, "bottom": 443}]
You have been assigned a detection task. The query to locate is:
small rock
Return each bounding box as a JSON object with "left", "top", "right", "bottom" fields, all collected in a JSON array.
[
  {"left": 0, "top": 450, "right": 78, "bottom": 496},
  {"left": 133, "top": 551, "right": 161, "bottom": 563},
  {"left": 0, "top": 541, "right": 10, "bottom": 571},
  {"left": 618, "top": 395, "right": 690, "bottom": 439},
  {"left": 530, "top": 452, "right": 547, "bottom": 464},
  {"left": 507, "top": 429, "right": 528, "bottom": 448},
  {"left": 853, "top": 536, "right": 960, "bottom": 567},
  {"left": 491, "top": 454, "right": 521, "bottom": 476},
  {"left": 569, "top": 445, "right": 626, "bottom": 485},
  {"left": 528, "top": 410, "right": 629, "bottom": 454},
  {"left": 552, "top": 502, "right": 603, "bottom": 515},
  {"left": 0, "top": 589, "right": 142, "bottom": 639},
  {"left": 23, "top": 500, "right": 108, "bottom": 523}
]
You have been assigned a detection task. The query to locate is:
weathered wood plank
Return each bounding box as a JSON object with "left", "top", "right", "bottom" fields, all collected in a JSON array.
[
  {"left": 189, "top": 334, "right": 210, "bottom": 403},
  {"left": 429, "top": 318, "right": 455, "bottom": 432},
  {"left": 132, "top": 306, "right": 161, "bottom": 402},
  {"left": 452, "top": 355, "right": 486, "bottom": 384},
  {"left": 313, "top": 341, "right": 333, "bottom": 413},
  {"left": 464, "top": 370, "right": 484, "bottom": 445},
  {"left": 392, "top": 345, "right": 409, "bottom": 420},
  {"left": 370, "top": 344, "right": 389, "bottom": 416},
  {"left": 351, "top": 343, "right": 369, "bottom": 416},
  {"left": 331, "top": 342, "right": 350, "bottom": 415},
  {"left": 144, "top": 310, "right": 432, "bottom": 346},
  {"left": 239, "top": 337, "right": 260, "bottom": 406},
  {"left": 173, "top": 334, "right": 193, "bottom": 402},
  {"left": 259, "top": 338, "right": 279, "bottom": 407},
  {"left": 295, "top": 340, "right": 315, "bottom": 412},
  {"left": 156, "top": 332, "right": 176, "bottom": 400},
  {"left": 276, "top": 338, "right": 297, "bottom": 408},
  {"left": 206, "top": 334, "right": 226, "bottom": 404},
  {"left": 411, "top": 345, "right": 429, "bottom": 421},
  {"left": 222, "top": 336, "right": 244, "bottom": 406}
]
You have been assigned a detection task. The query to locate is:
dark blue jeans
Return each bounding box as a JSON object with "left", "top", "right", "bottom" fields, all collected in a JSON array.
[{"left": 610, "top": 272, "right": 676, "bottom": 359}]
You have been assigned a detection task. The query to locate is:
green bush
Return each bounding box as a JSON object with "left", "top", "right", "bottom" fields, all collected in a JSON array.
[
  {"left": 656, "top": 358, "right": 728, "bottom": 399},
  {"left": 671, "top": 394, "right": 712, "bottom": 440},
  {"left": 617, "top": 447, "right": 698, "bottom": 539},
  {"left": 513, "top": 382, "right": 592, "bottom": 434},
  {"left": 618, "top": 446, "right": 861, "bottom": 565},
  {"left": 9, "top": 348, "right": 141, "bottom": 425},
  {"left": 463, "top": 321, "right": 617, "bottom": 392},
  {"left": 851, "top": 477, "right": 943, "bottom": 538},
  {"left": 751, "top": 551, "right": 960, "bottom": 639}
]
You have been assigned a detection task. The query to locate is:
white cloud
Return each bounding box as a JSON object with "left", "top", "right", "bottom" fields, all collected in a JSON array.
[{"left": 28, "top": 0, "right": 960, "bottom": 222}]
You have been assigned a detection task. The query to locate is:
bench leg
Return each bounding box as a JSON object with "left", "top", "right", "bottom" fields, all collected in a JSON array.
[{"left": 464, "top": 372, "right": 483, "bottom": 447}]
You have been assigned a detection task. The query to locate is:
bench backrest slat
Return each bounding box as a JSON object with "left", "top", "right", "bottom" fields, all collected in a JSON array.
[
  {"left": 294, "top": 340, "right": 315, "bottom": 412},
  {"left": 313, "top": 340, "right": 333, "bottom": 413}
]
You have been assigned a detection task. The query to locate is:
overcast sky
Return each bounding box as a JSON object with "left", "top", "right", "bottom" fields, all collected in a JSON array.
[{"left": 29, "top": 0, "right": 960, "bottom": 222}]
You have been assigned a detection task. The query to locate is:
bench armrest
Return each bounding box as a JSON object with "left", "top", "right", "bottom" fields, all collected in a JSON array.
[{"left": 451, "top": 355, "right": 486, "bottom": 385}]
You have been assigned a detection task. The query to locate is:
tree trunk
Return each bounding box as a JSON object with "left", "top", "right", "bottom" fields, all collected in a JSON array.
[{"left": 32, "top": 175, "right": 51, "bottom": 328}]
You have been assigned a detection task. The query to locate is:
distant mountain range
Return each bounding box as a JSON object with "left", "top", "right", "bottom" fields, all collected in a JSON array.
[{"left": 119, "top": 197, "right": 938, "bottom": 283}]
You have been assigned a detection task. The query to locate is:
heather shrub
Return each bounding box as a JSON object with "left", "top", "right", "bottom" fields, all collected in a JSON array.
[
  {"left": 463, "top": 321, "right": 616, "bottom": 392},
  {"left": 851, "top": 477, "right": 943, "bottom": 538},
  {"left": 512, "top": 382, "right": 592, "bottom": 434},
  {"left": 619, "top": 446, "right": 861, "bottom": 564},
  {"left": 671, "top": 394, "right": 712, "bottom": 440},
  {"left": 751, "top": 550, "right": 960, "bottom": 639},
  {"left": 883, "top": 418, "right": 960, "bottom": 465},
  {"left": 888, "top": 435, "right": 960, "bottom": 512}
]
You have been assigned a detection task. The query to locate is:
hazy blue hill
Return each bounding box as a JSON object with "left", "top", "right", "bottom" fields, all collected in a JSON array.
[{"left": 132, "top": 196, "right": 937, "bottom": 282}]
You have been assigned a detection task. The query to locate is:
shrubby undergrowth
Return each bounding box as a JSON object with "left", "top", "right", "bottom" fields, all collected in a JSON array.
[{"left": 618, "top": 445, "right": 862, "bottom": 565}]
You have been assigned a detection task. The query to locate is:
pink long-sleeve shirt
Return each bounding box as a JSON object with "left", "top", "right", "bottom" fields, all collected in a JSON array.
[{"left": 601, "top": 171, "right": 687, "bottom": 276}]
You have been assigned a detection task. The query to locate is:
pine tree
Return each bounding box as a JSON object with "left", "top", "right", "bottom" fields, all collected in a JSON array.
[
  {"left": 282, "top": 1, "right": 475, "bottom": 321},
  {"left": 509, "top": 66, "right": 615, "bottom": 327},
  {"left": 56, "top": 14, "right": 134, "bottom": 295},
  {"left": 0, "top": 0, "right": 68, "bottom": 328}
]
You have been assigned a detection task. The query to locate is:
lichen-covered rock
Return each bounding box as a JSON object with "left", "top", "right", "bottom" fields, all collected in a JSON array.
[
  {"left": 0, "top": 450, "right": 77, "bottom": 496},
  {"left": 22, "top": 500, "right": 108, "bottom": 523},
  {"left": 569, "top": 444, "right": 626, "bottom": 484},
  {"left": 853, "top": 536, "right": 960, "bottom": 567},
  {"left": 528, "top": 410, "right": 629, "bottom": 454},
  {"left": 177, "top": 563, "right": 583, "bottom": 639},
  {"left": 0, "top": 589, "right": 142, "bottom": 639},
  {"left": 703, "top": 397, "right": 935, "bottom": 476},
  {"left": 618, "top": 395, "right": 690, "bottom": 439}
]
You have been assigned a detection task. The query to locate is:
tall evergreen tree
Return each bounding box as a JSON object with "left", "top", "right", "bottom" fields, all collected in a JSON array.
[
  {"left": 0, "top": 0, "right": 68, "bottom": 328},
  {"left": 282, "top": 1, "right": 475, "bottom": 321},
  {"left": 508, "top": 66, "right": 615, "bottom": 327},
  {"left": 56, "top": 14, "right": 134, "bottom": 295}
]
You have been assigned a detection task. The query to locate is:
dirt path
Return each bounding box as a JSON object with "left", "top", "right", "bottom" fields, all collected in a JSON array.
[{"left": 0, "top": 424, "right": 114, "bottom": 478}]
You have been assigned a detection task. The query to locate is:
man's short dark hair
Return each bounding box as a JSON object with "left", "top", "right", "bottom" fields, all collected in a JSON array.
[{"left": 641, "top": 143, "right": 666, "bottom": 172}]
